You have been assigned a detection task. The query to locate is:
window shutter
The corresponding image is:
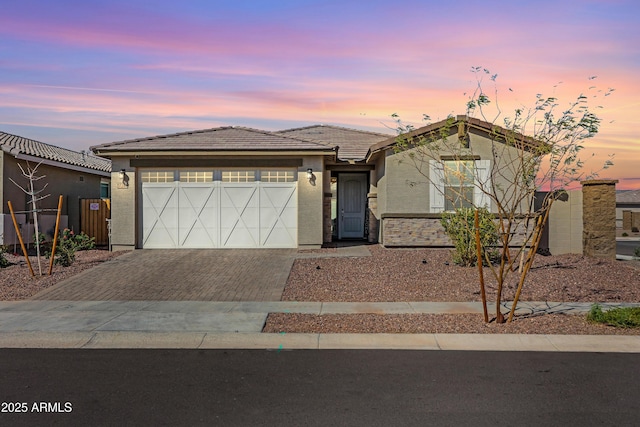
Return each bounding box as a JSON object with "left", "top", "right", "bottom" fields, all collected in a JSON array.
[
  {"left": 474, "top": 160, "right": 491, "bottom": 210},
  {"left": 429, "top": 160, "right": 445, "bottom": 213}
]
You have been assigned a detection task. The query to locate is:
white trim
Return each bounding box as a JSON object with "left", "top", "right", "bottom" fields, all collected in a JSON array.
[
  {"left": 429, "top": 160, "right": 445, "bottom": 213},
  {"left": 430, "top": 159, "right": 492, "bottom": 212}
]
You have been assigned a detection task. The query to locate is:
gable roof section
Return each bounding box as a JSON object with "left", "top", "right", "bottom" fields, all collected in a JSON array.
[
  {"left": 91, "top": 126, "right": 338, "bottom": 156},
  {"left": 277, "top": 124, "right": 391, "bottom": 161},
  {"left": 1, "top": 131, "right": 111, "bottom": 174},
  {"left": 367, "top": 115, "right": 540, "bottom": 159},
  {"left": 617, "top": 190, "right": 640, "bottom": 204}
]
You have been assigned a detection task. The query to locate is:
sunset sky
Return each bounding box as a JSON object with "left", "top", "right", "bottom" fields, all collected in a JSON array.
[{"left": 1, "top": 0, "right": 638, "bottom": 188}]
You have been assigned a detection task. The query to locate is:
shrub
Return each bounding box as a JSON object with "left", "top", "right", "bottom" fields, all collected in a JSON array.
[
  {"left": 0, "top": 245, "right": 10, "bottom": 268},
  {"left": 440, "top": 207, "right": 500, "bottom": 266},
  {"left": 72, "top": 231, "right": 96, "bottom": 251},
  {"left": 635, "top": 247, "right": 640, "bottom": 259},
  {"left": 587, "top": 304, "right": 640, "bottom": 328},
  {"left": 621, "top": 232, "right": 629, "bottom": 237},
  {"left": 48, "top": 229, "right": 95, "bottom": 267}
]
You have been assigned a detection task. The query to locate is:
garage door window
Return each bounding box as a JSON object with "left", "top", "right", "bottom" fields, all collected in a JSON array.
[
  {"left": 179, "top": 171, "right": 213, "bottom": 182},
  {"left": 141, "top": 171, "right": 174, "bottom": 183},
  {"left": 222, "top": 170, "right": 255, "bottom": 182},
  {"left": 261, "top": 170, "right": 295, "bottom": 182}
]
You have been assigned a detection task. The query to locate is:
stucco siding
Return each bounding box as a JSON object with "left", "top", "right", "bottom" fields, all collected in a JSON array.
[
  {"left": 110, "top": 158, "right": 136, "bottom": 249},
  {"left": 298, "top": 156, "right": 324, "bottom": 247},
  {"left": 383, "top": 150, "right": 430, "bottom": 214},
  {"left": 548, "top": 189, "right": 583, "bottom": 255},
  {"left": 2, "top": 154, "right": 103, "bottom": 234}
]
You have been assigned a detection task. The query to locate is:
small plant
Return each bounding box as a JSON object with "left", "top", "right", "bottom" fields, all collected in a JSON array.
[
  {"left": 621, "top": 232, "right": 629, "bottom": 237},
  {"left": 47, "top": 229, "right": 95, "bottom": 267},
  {"left": 33, "top": 231, "right": 47, "bottom": 251},
  {"left": 587, "top": 304, "right": 640, "bottom": 328},
  {"left": 440, "top": 207, "right": 500, "bottom": 266},
  {"left": 0, "top": 245, "right": 10, "bottom": 268},
  {"left": 634, "top": 247, "right": 640, "bottom": 259},
  {"left": 72, "top": 231, "right": 96, "bottom": 251}
]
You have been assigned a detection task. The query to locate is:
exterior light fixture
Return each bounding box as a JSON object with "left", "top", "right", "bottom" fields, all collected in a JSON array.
[
  {"left": 118, "top": 169, "right": 129, "bottom": 188},
  {"left": 306, "top": 168, "right": 313, "bottom": 180}
]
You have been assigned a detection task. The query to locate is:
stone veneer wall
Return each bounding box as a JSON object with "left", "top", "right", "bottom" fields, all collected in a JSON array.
[
  {"left": 323, "top": 194, "right": 332, "bottom": 243},
  {"left": 367, "top": 193, "right": 378, "bottom": 243},
  {"left": 582, "top": 179, "right": 618, "bottom": 259},
  {"left": 381, "top": 214, "right": 529, "bottom": 247}
]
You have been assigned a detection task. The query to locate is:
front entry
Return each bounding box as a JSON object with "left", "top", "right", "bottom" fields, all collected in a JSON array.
[{"left": 338, "top": 173, "right": 367, "bottom": 239}]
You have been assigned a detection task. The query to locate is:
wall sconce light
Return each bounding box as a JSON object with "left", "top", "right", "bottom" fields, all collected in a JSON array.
[
  {"left": 118, "top": 169, "right": 129, "bottom": 188},
  {"left": 306, "top": 168, "right": 313, "bottom": 180}
]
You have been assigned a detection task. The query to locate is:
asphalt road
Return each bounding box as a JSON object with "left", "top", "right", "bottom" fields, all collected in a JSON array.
[
  {"left": 1, "top": 349, "right": 639, "bottom": 426},
  {"left": 617, "top": 240, "right": 640, "bottom": 257}
]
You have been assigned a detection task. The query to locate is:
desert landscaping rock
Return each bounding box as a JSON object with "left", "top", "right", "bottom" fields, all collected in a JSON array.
[
  {"left": 283, "top": 246, "right": 640, "bottom": 303},
  {"left": 2, "top": 245, "right": 639, "bottom": 335}
]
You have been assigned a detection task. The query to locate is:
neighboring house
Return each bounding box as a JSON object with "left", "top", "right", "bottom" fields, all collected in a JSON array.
[
  {"left": 91, "top": 117, "right": 530, "bottom": 250},
  {"left": 617, "top": 189, "right": 640, "bottom": 230},
  {"left": 1, "top": 131, "right": 112, "bottom": 246}
]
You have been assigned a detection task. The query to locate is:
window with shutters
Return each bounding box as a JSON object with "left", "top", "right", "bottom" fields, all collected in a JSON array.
[{"left": 429, "top": 160, "right": 490, "bottom": 212}]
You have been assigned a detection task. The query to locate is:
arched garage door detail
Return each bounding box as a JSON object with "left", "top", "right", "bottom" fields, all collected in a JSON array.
[{"left": 142, "top": 180, "right": 297, "bottom": 248}]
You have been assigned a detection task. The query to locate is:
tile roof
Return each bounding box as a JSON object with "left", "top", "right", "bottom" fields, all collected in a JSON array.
[
  {"left": 617, "top": 190, "right": 640, "bottom": 204},
  {"left": 277, "top": 125, "right": 391, "bottom": 161},
  {"left": 91, "top": 126, "right": 338, "bottom": 154},
  {"left": 367, "top": 115, "right": 542, "bottom": 158},
  {"left": 1, "top": 131, "right": 112, "bottom": 173}
]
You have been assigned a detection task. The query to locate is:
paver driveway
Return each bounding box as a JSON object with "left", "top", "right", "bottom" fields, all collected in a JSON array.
[{"left": 32, "top": 249, "right": 297, "bottom": 301}]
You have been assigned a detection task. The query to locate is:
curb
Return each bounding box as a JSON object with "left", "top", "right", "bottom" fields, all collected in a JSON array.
[{"left": 2, "top": 331, "right": 640, "bottom": 352}]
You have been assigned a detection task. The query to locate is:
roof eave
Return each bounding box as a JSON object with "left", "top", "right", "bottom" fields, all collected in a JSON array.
[
  {"left": 92, "top": 149, "right": 338, "bottom": 158},
  {"left": 10, "top": 152, "right": 111, "bottom": 177}
]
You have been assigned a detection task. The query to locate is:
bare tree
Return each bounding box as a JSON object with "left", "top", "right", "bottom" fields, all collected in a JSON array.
[
  {"left": 10, "top": 161, "right": 50, "bottom": 276},
  {"left": 393, "top": 67, "right": 614, "bottom": 322}
]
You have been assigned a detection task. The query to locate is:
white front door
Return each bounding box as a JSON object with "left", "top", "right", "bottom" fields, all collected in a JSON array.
[{"left": 338, "top": 173, "right": 367, "bottom": 239}]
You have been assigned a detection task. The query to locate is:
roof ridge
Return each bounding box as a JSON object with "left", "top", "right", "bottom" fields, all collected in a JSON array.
[
  {"left": 91, "top": 125, "right": 338, "bottom": 152},
  {"left": 278, "top": 124, "right": 392, "bottom": 137},
  {"left": 92, "top": 126, "right": 238, "bottom": 148}
]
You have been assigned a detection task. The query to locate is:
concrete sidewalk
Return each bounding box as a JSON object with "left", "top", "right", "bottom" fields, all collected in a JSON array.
[{"left": 1, "top": 300, "right": 639, "bottom": 352}]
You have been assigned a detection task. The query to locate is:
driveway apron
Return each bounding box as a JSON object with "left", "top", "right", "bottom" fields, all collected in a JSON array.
[{"left": 31, "top": 249, "right": 297, "bottom": 301}]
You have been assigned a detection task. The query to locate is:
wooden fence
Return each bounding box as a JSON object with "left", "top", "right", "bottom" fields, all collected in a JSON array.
[{"left": 80, "top": 199, "right": 110, "bottom": 246}]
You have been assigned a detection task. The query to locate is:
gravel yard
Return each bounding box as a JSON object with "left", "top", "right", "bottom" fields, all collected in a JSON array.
[
  {"left": 284, "top": 245, "right": 640, "bottom": 303},
  {"left": 263, "top": 313, "right": 640, "bottom": 335},
  {"left": 0, "top": 250, "right": 123, "bottom": 300},
  {"left": 267, "top": 245, "right": 640, "bottom": 334}
]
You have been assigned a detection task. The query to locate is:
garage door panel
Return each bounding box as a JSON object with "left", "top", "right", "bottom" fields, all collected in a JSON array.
[
  {"left": 220, "top": 184, "right": 259, "bottom": 248},
  {"left": 142, "top": 184, "right": 179, "bottom": 248},
  {"left": 260, "top": 184, "right": 297, "bottom": 248},
  {"left": 178, "top": 185, "right": 217, "bottom": 248},
  {"left": 221, "top": 226, "right": 259, "bottom": 248}
]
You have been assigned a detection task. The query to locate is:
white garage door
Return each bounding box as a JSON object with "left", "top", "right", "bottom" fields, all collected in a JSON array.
[{"left": 142, "top": 171, "right": 297, "bottom": 248}]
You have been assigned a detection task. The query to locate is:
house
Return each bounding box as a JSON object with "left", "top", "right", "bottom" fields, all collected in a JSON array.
[
  {"left": 1, "top": 131, "right": 111, "bottom": 246},
  {"left": 91, "top": 117, "right": 531, "bottom": 250},
  {"left": 617, "top": 189, "right": 640, "bottom": 231}
]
